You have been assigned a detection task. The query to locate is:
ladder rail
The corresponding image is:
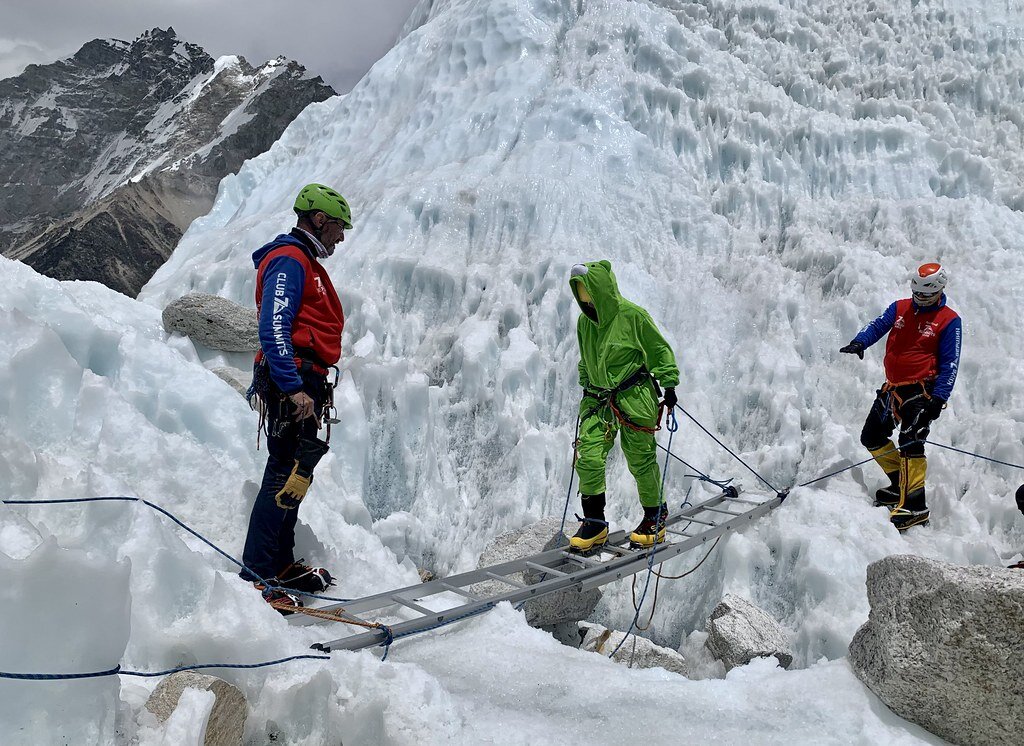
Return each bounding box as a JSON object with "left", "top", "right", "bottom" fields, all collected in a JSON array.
[
  {"left": 306, "top": 491, "right": 784, "bottom": 651},
  {"left": 292, "top": 491, "right": 743, "bottom": 622}
]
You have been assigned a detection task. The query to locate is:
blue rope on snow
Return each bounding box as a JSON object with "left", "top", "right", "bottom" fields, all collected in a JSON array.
[
  {"left": 380, "top": 604, "right": 493, "bottom": 661},
  {"left": 1, "top": 496, "right": 352, "bottom": 605}
]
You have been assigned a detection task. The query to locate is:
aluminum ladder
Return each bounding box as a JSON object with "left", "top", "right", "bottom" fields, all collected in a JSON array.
[{"left": 291, "top": 487, "right": 787, "bottom": 652}]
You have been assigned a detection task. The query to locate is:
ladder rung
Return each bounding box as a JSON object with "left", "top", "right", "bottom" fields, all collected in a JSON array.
[
  {"left": 678, "top": 515, "right": 717, "bottom": 527},
  {"left": 391, "top": 596, "right": 434, "bottom": 616},
  {"left": 525, "top": 561, "right": 567, "bottom": 577},
  {"left": 598, "top": 544, "right": 633, "bottom": 557},
  {"left": 723, "top": 496, "right": 764, "bottom": 506},
  {"left": 701, "top": 505, "right": 744, "bottom": 517},
  {"left": 665, "top": 528, "right": 694, "bottom": 539},
  {"left": 562, "top": 552, "right": 603, "bottom": 567},
  {"left": 441, "top": 582, "right": 482, "bottom": 600},
  {"left": 485, "top": 572, "right": 525, "bottom": 588}
]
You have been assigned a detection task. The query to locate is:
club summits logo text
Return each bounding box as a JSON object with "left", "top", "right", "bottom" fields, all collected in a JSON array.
[{"left": 272, "top": 272, "right": 290, "bottom": 357}]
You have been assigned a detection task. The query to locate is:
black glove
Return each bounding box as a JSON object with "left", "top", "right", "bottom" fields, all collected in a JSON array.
[
  {"left": 661, "top": 387, "right": 677, "bottom": 411},
  {"left": 923, "top": 397, "right": 945, "bottom": 421},
  {"left": 839, "top": 341, "right": 865, "bottom": 359}
]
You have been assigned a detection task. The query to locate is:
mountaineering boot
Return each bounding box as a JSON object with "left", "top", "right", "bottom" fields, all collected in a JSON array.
[
  {"left": 890, "top": 456, "right": 929, "bottom": 532},
  {"left": 890, "top": 507, "right": 930, "bottom": 531},
  {"left": 278, "top": 560, "right": 335, "bottom": 594},
  {"left": 868, "top": 441, "right": 902, "bottom": 507},
  {"left": 874, "top": 471, "right": 901, "bottom": 507},
  {"left": 253, "top": 581, "right": 303, "bottom": 615},
  {"left": 629, "top": 504, "right": 668, "bottom": 548},
  {"left": 569, "top": 493, "right": 609, "bottom": 553}
]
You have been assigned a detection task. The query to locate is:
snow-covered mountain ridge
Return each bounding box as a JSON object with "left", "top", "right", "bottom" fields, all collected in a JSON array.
[
  {"left": 0, "top": 27, "right": 336, "bottom": 295},
  {"left": 3, "top": 0, "right": 1024, "bottom": 743}
]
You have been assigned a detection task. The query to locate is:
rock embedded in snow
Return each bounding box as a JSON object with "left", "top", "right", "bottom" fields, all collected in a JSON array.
[
  {"left": 212, "top": 366, "right": 253, "bottom": 396},
  {"left": 162, "top": 293, "right": 259, "bottom": 352},
  {"left": 580, "top": 622, "right": 690, "bottom": 676},
  {"left": 849, "top": 555, "right": 1024, "bottom": 746},
  {"left": 470, "top": 517, "right": 601, "bottom": 628},
  {"left": 705, "top": 594, "right": 793, "bottom": 671},
  {"left": 145, "top": 672, "right": 247, "bottom": 746}
]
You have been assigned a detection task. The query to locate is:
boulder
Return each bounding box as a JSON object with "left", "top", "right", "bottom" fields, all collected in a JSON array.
[
  {"left": 704, "top": 594, "right": 793, "bottom": 671},
  {"left": 145, "top": 671, "right": 247, "bottom": 746},
  {"left": 471, "top": 517, "right": 601, "bottom": 628},
  {"left": 580, "top": 622, "right": 690, "bottom": 675},
  {"left": 162, "top": 293, "right": 259, "bottom": 352},
  {"left": 212, "top": 366, "right": 252, "bottom": 397},
  {"left": 849, "top": 554, "right": 1024, "bottom": 746}
]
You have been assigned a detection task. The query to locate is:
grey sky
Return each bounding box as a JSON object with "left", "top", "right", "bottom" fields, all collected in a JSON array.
[{"left": 0, "top": 0, "right": 421, "bottom": 92}]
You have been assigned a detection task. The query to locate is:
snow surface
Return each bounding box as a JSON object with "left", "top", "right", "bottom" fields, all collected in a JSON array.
[{"left": 4, "top": 0, "right": 1024, "bottom": 743}]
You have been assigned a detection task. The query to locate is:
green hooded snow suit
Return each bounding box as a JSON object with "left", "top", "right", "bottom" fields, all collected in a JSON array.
[{"left": 570, "top": 260, "right": 679, "bottom": 507}]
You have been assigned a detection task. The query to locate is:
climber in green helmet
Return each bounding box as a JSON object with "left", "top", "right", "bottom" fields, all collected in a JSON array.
[
  {"left": 240, "top": 182, "right": 351, "bottom": 613},
  {"left": 568, "top": 260, "right": 679, "bottom": 552}
]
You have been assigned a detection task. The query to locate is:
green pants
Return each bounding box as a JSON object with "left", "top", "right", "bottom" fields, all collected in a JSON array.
[{"left": 575, "top": 383, "right": 663, "bottom": 507}]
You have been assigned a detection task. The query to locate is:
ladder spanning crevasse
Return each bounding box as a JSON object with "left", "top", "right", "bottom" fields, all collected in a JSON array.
[{"left": 291, "top": 488, "right": 787, "bottom": 652}]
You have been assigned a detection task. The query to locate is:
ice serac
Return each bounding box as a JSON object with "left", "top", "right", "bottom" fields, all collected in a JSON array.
[
  {"left": 849, "top": 555, "right": 1024, "bottom": 746},
  {"left": 0, "top": 539, "right": 130, "bottom": 744},
  {"left": 0, "top": 27, "right": 336, "bottom": 296},
  {"left": 142, "top": 0, "right": 1024, "bottom": 648}
]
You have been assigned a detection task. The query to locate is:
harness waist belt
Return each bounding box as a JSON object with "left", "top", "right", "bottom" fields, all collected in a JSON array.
[
  {"left": 584, "top": 368, "right": 656, "bottom": 400},
  {"left": 294, "top": 347, "right": 330, "bottom": 377}
]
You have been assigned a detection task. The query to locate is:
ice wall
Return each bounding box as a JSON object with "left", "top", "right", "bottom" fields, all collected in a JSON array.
[{"left": 145, "top": 0, "right": 1024, "bottom": 656}]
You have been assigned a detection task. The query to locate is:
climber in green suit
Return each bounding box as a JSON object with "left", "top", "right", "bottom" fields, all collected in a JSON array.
[{"left": 568, "top": 261, "right": 679, "bottom": 551}]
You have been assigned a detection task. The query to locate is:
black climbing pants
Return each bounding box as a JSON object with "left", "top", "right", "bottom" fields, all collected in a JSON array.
[
  {"left": 859, "top": 383, "right": 934, "bottom": 459},
  {"left": 240, "top": 369, "right": 329, "bottom": 582}
]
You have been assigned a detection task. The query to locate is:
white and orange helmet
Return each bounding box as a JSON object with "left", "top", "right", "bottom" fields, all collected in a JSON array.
[{"left": 911, "top": 262, "right": 948, "bottom": 301}]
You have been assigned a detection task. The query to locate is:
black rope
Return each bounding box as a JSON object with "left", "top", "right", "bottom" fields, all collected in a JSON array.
[
  {"left": 673, "top": 404, "right": 781, "bottom": 493},
  {"left": 924, "top": 440, "right": 1024, "bottom": 471},
  {"left": 1, "top": 656, "right": 331, "bottom": 681}
]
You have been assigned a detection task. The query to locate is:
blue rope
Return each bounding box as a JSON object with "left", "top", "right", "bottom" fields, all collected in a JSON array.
[
  {"left": 1, "top": 655, "right": 330, "bottom": 681},
  {"left": 558, "top": 415, "right": 582, "bottom": 540},
  {"left": 609, "top": 409, "right": 677, "bottom": 659},
  {"left": 1, "top": 496, "right": 352, "bottom": 605},
  {"left": 380, "top": 604, "right": 494, "bottom": 661}
]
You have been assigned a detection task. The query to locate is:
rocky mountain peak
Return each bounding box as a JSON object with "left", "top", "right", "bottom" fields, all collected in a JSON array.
[{"left": 0, "top": 28, "right": 336, "bottom": 296}]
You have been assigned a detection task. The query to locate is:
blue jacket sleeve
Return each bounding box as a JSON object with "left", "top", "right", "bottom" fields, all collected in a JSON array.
[
  {"left": 258, "top": 255, "right": 306, "bottom": 393},
  {"left": 931, "top": 316, "right": 962, "bottom": 401},
  {"left": 854, "top": 302, "right": 897, "bottom": 348}
]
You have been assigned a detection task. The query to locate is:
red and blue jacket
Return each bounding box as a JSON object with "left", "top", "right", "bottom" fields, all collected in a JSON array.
[
  {"left": 253, "top": 229, "right": 344, "bottom": 394},
  {"left": 854, "top": 295, "right": 962, "bottom": 400}
]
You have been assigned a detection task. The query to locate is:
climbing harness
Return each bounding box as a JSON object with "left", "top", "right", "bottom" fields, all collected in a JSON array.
[
  {"left": 247, "top": 348, "right": 340, "bottom": 447},
  {"left": 582, "top": 367, "right": 665, "bottom": 435}
]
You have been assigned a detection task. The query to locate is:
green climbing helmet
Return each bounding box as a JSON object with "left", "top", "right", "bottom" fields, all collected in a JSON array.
[{"left": 293, "top": 183, "right": 353, "bottom": 229}]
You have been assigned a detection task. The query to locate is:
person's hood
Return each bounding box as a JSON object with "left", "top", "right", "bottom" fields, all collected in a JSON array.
[
  {"left": 251, "top": 230, "right": 315, "bottom": 268},
  {"left": 570, "top": 260, "right": 621, "bottom": 326}
]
